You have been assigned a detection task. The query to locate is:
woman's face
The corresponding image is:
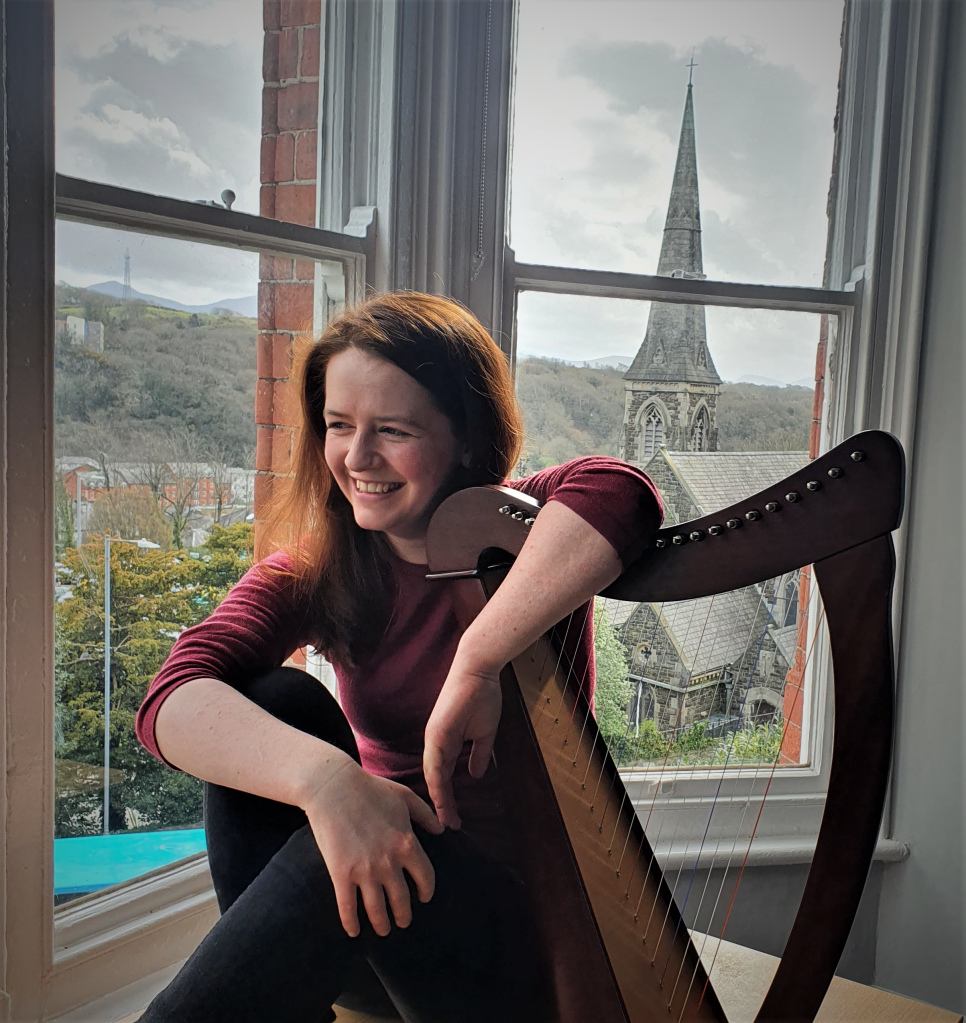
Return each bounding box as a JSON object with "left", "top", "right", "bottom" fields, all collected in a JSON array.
[{"left": 323, "top": 347, "right": 465, "bottom": 555}]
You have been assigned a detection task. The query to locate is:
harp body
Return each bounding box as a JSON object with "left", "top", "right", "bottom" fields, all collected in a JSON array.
[{"left": 425, "top": 431, "right": 905, "bottom": 1023}]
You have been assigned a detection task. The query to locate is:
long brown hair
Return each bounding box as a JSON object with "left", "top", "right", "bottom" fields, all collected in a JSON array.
[{"left": 259, "top": 291, "right": 523, "bottom": 666}]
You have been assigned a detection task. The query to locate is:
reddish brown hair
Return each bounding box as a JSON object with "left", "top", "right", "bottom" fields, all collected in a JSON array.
[{"left": 259, "top": 291, "right": 523, "bottom": 665}]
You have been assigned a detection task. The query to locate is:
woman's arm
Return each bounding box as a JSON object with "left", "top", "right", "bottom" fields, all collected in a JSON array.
[
  {"left": 155, "top": 679, "right": 443, "bottom": 937},
  {"left": 423, "top": 500, "right": 622, "bottom": 828}
]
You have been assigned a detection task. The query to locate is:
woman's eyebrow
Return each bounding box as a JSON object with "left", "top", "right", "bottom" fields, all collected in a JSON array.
[{"left": 323, "top": 409, "right": 422, "bottom": 428}]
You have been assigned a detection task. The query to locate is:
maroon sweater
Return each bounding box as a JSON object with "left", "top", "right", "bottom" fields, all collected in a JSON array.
[{"left": 136, "top": 458, "right": 662, "bottom": 835}]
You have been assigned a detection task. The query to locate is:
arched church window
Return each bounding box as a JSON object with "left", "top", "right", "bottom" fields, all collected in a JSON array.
[
  {"left": 692, "top": 408, "right": 710, "bottom": 451},
  {"left": 642, "top": 407, "right": 665, "bottom": 458}
]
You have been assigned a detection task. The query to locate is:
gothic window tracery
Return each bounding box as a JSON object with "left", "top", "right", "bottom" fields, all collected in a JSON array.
[
  {"left": 642, "top": 407, "right": 665, "bottom": 458},
  {"left": 691, "top": 406, "right": 710, "bottom": 451}
]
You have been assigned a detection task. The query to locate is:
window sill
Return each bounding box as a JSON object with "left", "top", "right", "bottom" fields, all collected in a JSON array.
[{"left": 47, "top": 854, "right": 217, "bottom": 1020}]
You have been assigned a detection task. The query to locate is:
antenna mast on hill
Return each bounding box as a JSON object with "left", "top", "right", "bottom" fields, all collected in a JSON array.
[{"left": 122, "top": 249, "right": 132, "bottom": 302}]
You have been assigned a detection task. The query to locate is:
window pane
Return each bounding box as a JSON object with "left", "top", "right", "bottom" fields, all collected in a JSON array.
[
  {"left": 53, "top": 221, "right": 344, "bottom": 903},
  {"left": 511, "top": 0, "right": 844, "bottom": 286},
  {"left": 55, "top": 0, "right": 263, "bottom": 214},
  {"left": 514, "top": 293, "right": 829, "bottom": 770}
]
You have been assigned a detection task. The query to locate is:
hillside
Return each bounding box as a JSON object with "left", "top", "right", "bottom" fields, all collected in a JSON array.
[
  {"left": 55, "top": 284, "right": 257, "bottom": 466},
  {"left": 515, "top": 357, "right": 812, "bottom": 471},
  {"left": 53, "top": 286, "right": 813, "bottom": 472}
]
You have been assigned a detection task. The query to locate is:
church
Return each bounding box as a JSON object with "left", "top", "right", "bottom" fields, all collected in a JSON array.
[{"left": 612, "top": 80, "right": 810, "bottom": 742}]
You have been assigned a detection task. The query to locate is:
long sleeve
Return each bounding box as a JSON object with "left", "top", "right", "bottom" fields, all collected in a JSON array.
[
  {"left": 135, "top": 552, "right": 312, "bottom": 764},
  {"left": 512, "top": 456, "right": 664, "bottom": 566}
]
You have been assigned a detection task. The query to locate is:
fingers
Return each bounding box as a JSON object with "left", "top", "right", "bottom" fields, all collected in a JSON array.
[
  {"left": 334, "top": 878, "right": 361, "bottom": 938},
  {"left": 467, "top": 730, "right": 497, "bottom": 779},
  {"left": 383, "top": 867, "right": 414, "bottom": 930},
  {"left": 402, "top": 787, "right": 444, "bottom": 835},
  {"left": 403, "top": 836, "right": 437, "bottom": 906},
  {"left": 360, "top": 877, "right": 392, "bottom": 938},
  {"left": 424, "top": 742, "right": 461, "bottom": 829}
]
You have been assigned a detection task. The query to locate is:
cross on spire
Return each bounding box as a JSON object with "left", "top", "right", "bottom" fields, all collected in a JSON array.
[{"left": 687, "top": 49, "right": 698, "bottom": 86}]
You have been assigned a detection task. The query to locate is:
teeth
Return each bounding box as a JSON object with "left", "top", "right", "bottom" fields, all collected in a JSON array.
[{"left": 355, "top": 480, "right": 401, "bottom": 494}]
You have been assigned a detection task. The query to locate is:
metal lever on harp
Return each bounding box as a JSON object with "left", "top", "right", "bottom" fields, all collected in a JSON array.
[{"left": 425, "top": 430, "right": 904, "bottom": 1023}]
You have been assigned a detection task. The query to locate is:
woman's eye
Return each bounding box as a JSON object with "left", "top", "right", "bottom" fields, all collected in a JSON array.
[
  {"left": 380, "top": 426, "right": 409, "bottom": 438},
  {"left": 325, "top": 421, "right": 349, "bottom": 431}
]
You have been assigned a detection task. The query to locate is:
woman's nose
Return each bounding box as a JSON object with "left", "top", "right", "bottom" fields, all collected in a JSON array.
[{"left": 344, "top": 428, "right": 380, "bottom": 471}]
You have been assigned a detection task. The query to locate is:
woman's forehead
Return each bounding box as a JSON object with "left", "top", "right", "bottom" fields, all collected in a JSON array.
[{"left": 325, "top": 348, "right": 444, "bottom": 420}]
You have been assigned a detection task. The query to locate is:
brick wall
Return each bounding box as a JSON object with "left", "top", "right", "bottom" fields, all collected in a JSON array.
[{"left": 256, "top": 0, "right": 322, "bottom": 516}]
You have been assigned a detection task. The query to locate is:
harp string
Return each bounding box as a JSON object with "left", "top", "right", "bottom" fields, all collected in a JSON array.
[
  {"left": 690, "top": 595, "right": 827, "bottom": 1019},
  {"left": 648, "top": 582, "right": 780, "bottom": 967},
  {"left": 656, "top": 578, "right": 788, "bottom": 981},
  {"left": 663, "top": 576, "right": 802, "bottom": 1013}
]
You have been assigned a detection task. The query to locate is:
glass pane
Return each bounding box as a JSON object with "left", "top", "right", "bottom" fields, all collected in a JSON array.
[
  {"left": 53, "top": 221, "right": 345, "bottom": 904},
  {"left": 594, "top": 576, "right": 825, "bottom": 771},
  {"left": 514, "top": 295, "right": 827, "bottom": 771},
  {"left": 55, "top": 0, "right": 263, "bottom": 214},
  {"left": 511, "top": 0, "right": 844, "bottom": 286}
]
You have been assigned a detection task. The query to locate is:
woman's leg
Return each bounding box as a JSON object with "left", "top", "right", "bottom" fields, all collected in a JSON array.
[{"left": 142, "top": 668, "right": 550, "bottom": 1023}]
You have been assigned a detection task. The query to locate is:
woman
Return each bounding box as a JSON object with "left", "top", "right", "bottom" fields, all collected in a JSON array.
[{"left": 136, "top": 292, "right": 662, "bottom": 1022}]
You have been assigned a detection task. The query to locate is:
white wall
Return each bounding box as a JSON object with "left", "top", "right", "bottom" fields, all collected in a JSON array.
[{"left": 874, "top": 1, "right": 966, "bottom": 1009}]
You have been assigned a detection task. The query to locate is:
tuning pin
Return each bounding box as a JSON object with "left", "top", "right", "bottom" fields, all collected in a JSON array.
[
  {"left": 827, "top": 467, "right": 844, "bottom": 479},
  {"left": 806, "top": 481, "right": 821, "bottom": 492},
  {"left": 745, "top": 509, "right": 762, "bottom": 521},
  {"left": 654, "top": 538, "right": 668, "bottom": 549},
  {"left": 671, "top": 534, "right": 687, "bottom": 545},
  {"left": 786, "top": 491, "right": 801, "bottom": 503},
  {"left": 851, "top": 451, "right": 866, "bottom": 462},
  {"left": 524, "top": 517, "right": 535, "bottom": 527},
  {"left": 726, "top": 518, "right": 742, "bottom": 530},
  {"left": 708, "top": 525, "right": 724, "bottom": 536},
  {"left": 498, "top": 505, "right": 512, "bottom": 515},
  {"left": 511, "top": 510, "right": 524, "bottom": 521},
  {"left": 765, "top": 501, "right": 781, "bottom": 513},
  {"left": 689, "top": 530, "right": 706, "bottom": 541}
]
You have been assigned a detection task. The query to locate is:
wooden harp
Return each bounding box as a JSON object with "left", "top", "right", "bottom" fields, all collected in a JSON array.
[{"left": 424, "top": 430, "right": 904, "bottom": 1023}]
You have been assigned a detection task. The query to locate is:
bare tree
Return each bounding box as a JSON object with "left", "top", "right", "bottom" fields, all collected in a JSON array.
[
  {"left": 157, "top": 428, "right": 206, "bottom": 549},
  {"left": 202, "top": 437, "right": 233, "bottom": 525}
]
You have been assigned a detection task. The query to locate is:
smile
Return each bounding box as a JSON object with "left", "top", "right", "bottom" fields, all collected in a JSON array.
[{"left": 353, "top": 479, "right": 403, "bottom": 495}]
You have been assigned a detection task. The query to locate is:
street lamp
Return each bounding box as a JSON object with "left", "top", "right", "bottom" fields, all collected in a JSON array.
[{"left": 103, "top": 535, "right": 161, "bottom": 835}]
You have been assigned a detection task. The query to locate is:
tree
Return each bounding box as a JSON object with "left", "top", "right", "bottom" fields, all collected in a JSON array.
[
  {"left": 54, "top": 474, "right": 76, "bottom": 560},
  {"left": 54, "top": 525, "right": 254, "bottom": 836},
  {"left": 593, "top": 600, "right": 632, "bottom": 739},
  {"left": 157, "top": 427, "right": 206, "bottom": 549},
  {"left": 88, "top": 487, "right": 174, "bottom": 550}
]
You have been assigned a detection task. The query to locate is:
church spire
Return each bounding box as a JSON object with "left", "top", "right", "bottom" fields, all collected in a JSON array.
[
  {"left": 624, "top": 82, "right": 720, "bottom": 385},
  {"left": 619, "top": 77, "right": 722, "bottom": 462}
]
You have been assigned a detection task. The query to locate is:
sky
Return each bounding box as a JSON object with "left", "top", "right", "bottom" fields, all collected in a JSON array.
[
  {"left": 53, "top": 0, "right": 844, "bottom": 382},
  {"left": 55, "top": 0, "right": 263, "bottom": 305},
  {"left": 512, "top": 0, "right": 845, "bottom": 382}
]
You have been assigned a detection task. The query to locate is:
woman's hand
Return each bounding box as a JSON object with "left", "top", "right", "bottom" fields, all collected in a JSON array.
[
  {"left": 298, "top": 753, "right": 444, "bottom": 938},
  {"left": 423, "top": 660, "right": 503, "bottom": 829},
  {"left": 422, "top": 501, "right": 623, "bottom": 827}
]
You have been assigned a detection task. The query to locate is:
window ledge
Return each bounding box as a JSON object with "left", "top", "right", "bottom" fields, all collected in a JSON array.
[
  {"left": 656, "top": 836, "right": 909, "bottom": 871},
  {"left": 54, "top": 852, "right": 215, "bottom": 964}
]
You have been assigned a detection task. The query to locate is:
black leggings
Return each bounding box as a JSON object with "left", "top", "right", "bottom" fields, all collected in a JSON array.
[{"left": 141, "top": 668, "right": 551, "bottom": 1023}]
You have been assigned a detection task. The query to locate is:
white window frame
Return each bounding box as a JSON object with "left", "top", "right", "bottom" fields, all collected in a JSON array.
[{"left": 0, "top": 0, "right": 948, "bottom": 1017}]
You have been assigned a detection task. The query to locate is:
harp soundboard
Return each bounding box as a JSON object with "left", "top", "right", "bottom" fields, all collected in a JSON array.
[{"left": 425, "top": 430, "right": 904, "bottom": 1023}]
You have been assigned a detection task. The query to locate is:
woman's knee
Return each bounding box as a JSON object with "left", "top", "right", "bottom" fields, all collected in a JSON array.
[{"left": 245, "top": 667, "right": 359, "bottom": 762}]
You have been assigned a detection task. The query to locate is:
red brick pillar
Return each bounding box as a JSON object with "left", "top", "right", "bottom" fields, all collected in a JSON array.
[
  {"left": 780, "top": 315, "right": 829, "bottom": 764},
  {"left": 256, "top": 0, "right": 321, "bottom": 521}
]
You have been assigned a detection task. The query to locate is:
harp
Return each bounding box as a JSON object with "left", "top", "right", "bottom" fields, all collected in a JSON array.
[{"left": 424, "top": 430, "right": 904, "bottom": 1023}]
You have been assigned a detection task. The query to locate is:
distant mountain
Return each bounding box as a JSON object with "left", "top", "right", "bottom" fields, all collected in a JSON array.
[
  {"left": 739, "top": 373, "right": 814, "bottom": 389},
  {"left": 581, "top": 355, "right": 632, "bottom": 370},
  {"left": 86, "top": 280, "right": 257, "bottom": 318}
]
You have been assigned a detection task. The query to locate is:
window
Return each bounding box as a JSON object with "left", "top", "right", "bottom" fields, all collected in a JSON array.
[
  {"left": 1, "top": 0, "right": 948, "bottom": 1016},
  {"left": 510, "top": 0, "right": 847, "bottom": 792}
]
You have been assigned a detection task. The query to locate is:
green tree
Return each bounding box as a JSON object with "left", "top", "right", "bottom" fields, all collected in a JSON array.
[
  {"left": 54, "top": 525, "right": 253, "bottom": 836},
  {"left": 593, "top": 600, "right": 632, "bottom": 740},
  {"left": 54, "top": 475, "right": 76, "bottom": 560}
]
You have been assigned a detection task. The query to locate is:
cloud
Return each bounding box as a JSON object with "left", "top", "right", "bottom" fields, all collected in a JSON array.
[
  {"left": 511, "top": 8, "right": 842, "bottom": 382},
  {"left": 56, "top": 2, "right": 262, "bottom": 213}
]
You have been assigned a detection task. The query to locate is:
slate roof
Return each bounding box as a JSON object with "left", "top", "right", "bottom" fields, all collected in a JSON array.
[{"left": 647, "top": 449, "right": 810, "bottom": 517}]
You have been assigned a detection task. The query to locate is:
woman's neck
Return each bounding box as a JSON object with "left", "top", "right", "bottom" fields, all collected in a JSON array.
[{"left": 384, "top": 532, "right": 429, "bottom": 565}]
